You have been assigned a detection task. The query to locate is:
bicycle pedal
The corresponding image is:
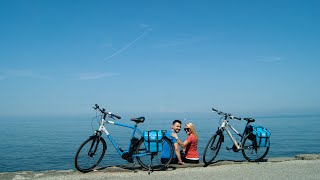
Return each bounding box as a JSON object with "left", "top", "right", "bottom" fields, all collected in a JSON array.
[{"left": 226, "top": 147, "right": 232, "bottom": 151}]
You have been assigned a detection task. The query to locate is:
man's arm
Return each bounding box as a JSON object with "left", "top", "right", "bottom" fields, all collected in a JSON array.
[{"left": 174, "top": 143, "right": 184, "bottom": 164}]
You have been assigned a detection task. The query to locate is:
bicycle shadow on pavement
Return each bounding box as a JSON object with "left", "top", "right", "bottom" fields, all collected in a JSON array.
[
  {"left": 93, "top": 159, "right": 268, "bottom": 172},
  {"left": 94, "top": 163, "right": 203, "bottom": 172},
  {"left": 95, "top": 164, "right": 174, "bottom": 173},
  {"left": 203, "top": 159, "right": 269, "bottom": 167},
  {"left": 95, "top": 164, "right": 143, "bottom": 172}
]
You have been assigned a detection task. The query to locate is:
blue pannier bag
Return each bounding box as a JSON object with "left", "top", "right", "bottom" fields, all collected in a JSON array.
[
  {"left": 143, "top": 130, "right": 163, "bottom": 152},
  {"left": 250, "top": 125, "right": 271, "bottom": 147}
]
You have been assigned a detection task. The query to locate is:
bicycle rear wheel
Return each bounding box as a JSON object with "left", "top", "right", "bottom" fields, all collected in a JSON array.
[
  {"left": 135, "top": 137, "right": 173, "bottom": 171},
  {"left": 242, "top": 134, "right": 269, "bottom": 161},
  {"left": 203, "top": 132, "right": 223, "bottom": 164},
  {"left": 74, "top": 136, "right": 106, "bottom": 172}
]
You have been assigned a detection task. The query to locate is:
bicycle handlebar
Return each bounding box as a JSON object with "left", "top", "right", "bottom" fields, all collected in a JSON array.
[
  {"left": 94, "top": 104, "right": 121, "bottom": 119},
  {"left": 212, "top": 108, "right": 241, "bottom": 120},
  {"left": 110, "top": 113, "right": 121, "bottom": 119}
]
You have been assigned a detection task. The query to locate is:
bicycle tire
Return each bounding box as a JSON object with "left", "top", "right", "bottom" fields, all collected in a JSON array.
[
  {"left": 135, "top": 136, "right": 173, "bottom": 171},
  {"left": 74, "top": 136, "right": 107, "bottom": 173},
  {"left": 242, "top": 134, "right": 269, "bottom": 162},
  {"left": 203, "top": 132, "right": 223, "bottom": 164}
]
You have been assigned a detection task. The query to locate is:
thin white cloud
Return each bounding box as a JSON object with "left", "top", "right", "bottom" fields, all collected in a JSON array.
[
  {"left": 0, "top": 69, "right": 50, "bottom": 80},
  {"left": 74, "top": 72, "right": 120, "bottom": 80},
  {"left": 258, "top": 56, "right": 287, "bottom": 63},
  {"left": 104, "top": 28, "right": 152, "bottom": 62},
  {"left": 154, "top": 37, "right": 205, "bottom": 48}
]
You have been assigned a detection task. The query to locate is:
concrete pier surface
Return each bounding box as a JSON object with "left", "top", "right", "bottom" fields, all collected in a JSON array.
[{"left": 1, "top": 154, "right": 320, "bottom": 180}]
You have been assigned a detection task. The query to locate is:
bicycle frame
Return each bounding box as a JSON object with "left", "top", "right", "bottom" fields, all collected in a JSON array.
[
  {"left": 97, "top": 117, "right": 144, "bottom": 157},
  {"left": 219, "top": 119, "right": 244, "bottom": 150}
]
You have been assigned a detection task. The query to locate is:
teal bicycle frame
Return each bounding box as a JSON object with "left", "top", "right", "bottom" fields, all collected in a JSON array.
[{"left": 97, "top": 117, "right": 146, "bottom": 157}]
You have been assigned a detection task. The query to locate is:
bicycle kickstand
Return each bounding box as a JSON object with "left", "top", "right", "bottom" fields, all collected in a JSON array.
[
  {"left": 148, "top": 161, "right": 153, "bottom": 175},
  {"left": 148, "top": 165, "right": 150, "bottom": 174}
]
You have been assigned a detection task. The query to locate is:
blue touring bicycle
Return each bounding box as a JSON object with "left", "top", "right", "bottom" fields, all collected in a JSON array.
[{"left": 74, "top": 104, "right": 173, "bottom": 172}]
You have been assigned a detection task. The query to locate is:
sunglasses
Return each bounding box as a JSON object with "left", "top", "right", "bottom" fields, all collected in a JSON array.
[{"left": 184, "top": 128, "right": 190, "bottom": 132}]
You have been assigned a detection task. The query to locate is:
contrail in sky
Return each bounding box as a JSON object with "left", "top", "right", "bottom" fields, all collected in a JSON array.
[{"left": 104, "top": 28, "right": 151, "bottom": 61}]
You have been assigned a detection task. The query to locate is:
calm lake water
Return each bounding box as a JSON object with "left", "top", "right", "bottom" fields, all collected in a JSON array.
[{"left": 1, "top": 113, "right": 320, "bottom": 172}]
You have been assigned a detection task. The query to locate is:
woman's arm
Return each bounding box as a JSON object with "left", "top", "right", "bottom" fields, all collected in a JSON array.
[
  {"left": 171, "top": 133, "right": 189, "bottom": 148},
  {"left": 176, "top": 138, "right": 189, "bottom": 148}
]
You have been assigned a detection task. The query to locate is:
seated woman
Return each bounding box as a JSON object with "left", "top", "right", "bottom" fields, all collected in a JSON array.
[{"left": 171, "top": 122, "right": 199, "bottom": 163}]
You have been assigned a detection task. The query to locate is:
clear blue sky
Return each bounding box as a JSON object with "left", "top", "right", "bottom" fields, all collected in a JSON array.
[{"left": 1, "top": 0, "right": 319, "bottom": 117}]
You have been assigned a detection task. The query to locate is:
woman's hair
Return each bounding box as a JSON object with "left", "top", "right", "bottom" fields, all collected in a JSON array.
[{"left": 186, "top": 122, "right": 198, "bottom": 141}]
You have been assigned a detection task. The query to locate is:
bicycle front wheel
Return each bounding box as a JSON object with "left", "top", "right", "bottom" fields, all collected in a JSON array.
[
  {"left": 135, "top": 137, "right": 173, "bottom": 171},
  {"left": 203, "top": 132, "right": 223, "bottom": 164},
  {"left": 242, "top": 134, "right": 269, "bottom": 162},
  {"left": 74, "top": 136, "right": 107, "bottom": 172}
]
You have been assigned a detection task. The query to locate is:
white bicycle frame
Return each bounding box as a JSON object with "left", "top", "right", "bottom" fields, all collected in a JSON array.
[{"left": 219, "top": 118, "right": 244, "bottom": 150}]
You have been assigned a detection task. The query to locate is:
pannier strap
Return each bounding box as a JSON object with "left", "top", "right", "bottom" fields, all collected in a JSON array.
[
  {"left": 258, "top": 131, "right": 270, "bottom": 147},
  {"left": 147, "top": 130, "right": 159, "bottom": 152}
]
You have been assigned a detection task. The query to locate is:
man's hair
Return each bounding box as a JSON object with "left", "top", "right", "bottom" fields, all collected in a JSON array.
[{"left": 172, "top": 119, "right": 182, "bottom": 125}]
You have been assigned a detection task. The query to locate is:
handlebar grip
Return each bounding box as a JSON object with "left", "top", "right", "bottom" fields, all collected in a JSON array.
[
  {"left": 113, "top": 114, "right": 121, "bottom": 119},
  {"left": 212, "top": 108, "right": 218, "bottom": 112},
  {"left": 234, "top": 117, "right": 241, "bottom": 120}
]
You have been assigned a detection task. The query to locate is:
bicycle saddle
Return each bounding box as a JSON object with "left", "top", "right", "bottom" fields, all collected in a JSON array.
[
  {"left": 130, "top": 117, "right": 145, "bottom": 123},
  {"left": 243, "top": 118, "right": 255, "bottom": 123}
]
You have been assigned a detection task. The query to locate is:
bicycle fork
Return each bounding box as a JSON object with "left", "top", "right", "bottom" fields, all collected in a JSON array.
[{"left": 88, "top": 131, "right": 102, "bottom": 157}]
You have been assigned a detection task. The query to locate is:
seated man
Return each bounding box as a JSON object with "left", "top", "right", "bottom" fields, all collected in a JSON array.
[{"left": 161, "top": 120, "right": 184, "bottom": 165}]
